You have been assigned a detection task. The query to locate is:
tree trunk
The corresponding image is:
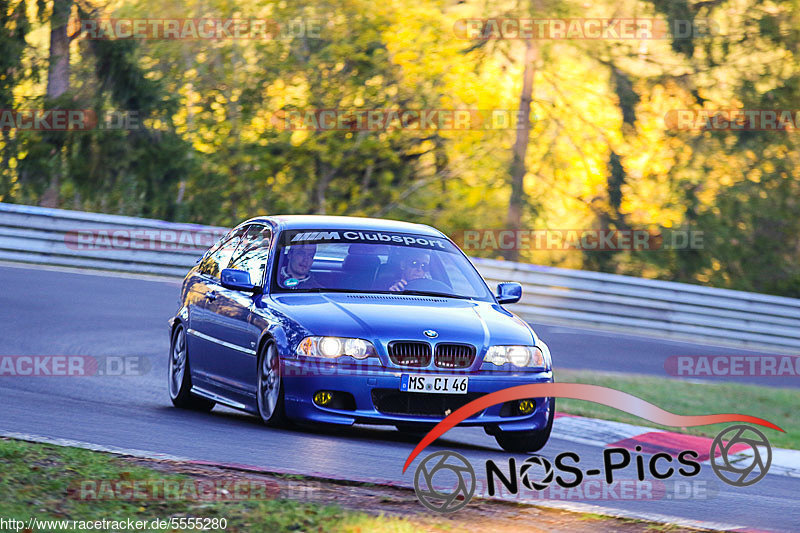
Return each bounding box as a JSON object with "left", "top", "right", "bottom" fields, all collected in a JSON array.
[
  {"left": 503, "top": 37, "right": 538, "bottom": 262},
  {"left": 41, "top": 0, "right": 73, "bottom": 207},
  {"left": 46, "top": 0, "right": 72, "bottom": 99}
]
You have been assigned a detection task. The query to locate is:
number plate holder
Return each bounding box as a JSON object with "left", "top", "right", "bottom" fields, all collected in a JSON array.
[{"left": 400, "top": 374, "right": 468, "bottom": 394}]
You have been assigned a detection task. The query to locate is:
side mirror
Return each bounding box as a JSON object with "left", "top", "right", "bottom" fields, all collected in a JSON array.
[
  {"left": 496, "top": 282, "right": 522, "bottom": 304},
  {"left": 220, "top": 268, "right": 259, "bottom": 293}
]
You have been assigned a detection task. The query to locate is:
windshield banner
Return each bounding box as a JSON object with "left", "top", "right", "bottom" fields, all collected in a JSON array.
[{"left": 279, "top": 229, "right": 453, "bottom": 251}]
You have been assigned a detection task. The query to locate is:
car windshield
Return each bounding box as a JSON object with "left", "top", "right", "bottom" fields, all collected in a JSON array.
[{"left": 271, "top": 229, "right": 493, "bottom": 301}]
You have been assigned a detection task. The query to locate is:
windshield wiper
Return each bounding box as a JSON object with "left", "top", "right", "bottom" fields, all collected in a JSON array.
[
  {"left": 278, "top": 288, "right": 357, "bottom": 293},
  {"left": 276, "top": 287, "right": 472, "bottom": 299},
  {"left": 398, "top": 289, "right": 470, "bottom": 299}
]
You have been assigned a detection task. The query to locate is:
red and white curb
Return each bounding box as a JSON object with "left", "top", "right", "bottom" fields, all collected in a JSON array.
[{"left": 552, "top": 412, "right": 800, "bottom": 478}]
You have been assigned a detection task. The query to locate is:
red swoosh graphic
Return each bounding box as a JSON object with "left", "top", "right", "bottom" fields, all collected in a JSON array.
[{"left": 402, "top": 383, "right": 783, "bottom": 473}]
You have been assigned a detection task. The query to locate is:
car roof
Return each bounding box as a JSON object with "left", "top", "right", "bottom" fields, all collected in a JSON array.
[{"left": 242, "top": 215, "right": 446, "bottom": 238}]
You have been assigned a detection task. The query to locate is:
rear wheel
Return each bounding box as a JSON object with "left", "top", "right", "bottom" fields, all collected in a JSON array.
[
  {"left": 494, "top": 399, "right": 554, "bottom": 453},
  {"left": 168, "top": 324, "right": 215, "bottom": 411},
  {"left": 257, "top": 341, "right": 289, "bottom": 427}
]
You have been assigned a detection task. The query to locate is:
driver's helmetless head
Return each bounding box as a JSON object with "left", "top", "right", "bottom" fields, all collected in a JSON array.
[
  {"left": 400, "top": 252, "right": 430, "bottom": 281},
  {"left": 287, "top": 244, "right": 316, "bottom": 278}
]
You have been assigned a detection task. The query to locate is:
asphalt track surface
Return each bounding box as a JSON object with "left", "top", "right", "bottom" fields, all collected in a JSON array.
[{"left": 1, "top": 263, "right": 798, "bottom": 531}]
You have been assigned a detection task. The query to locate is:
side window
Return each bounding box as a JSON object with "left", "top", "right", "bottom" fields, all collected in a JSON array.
[
  {"left": 198, "top": 226, "right": 249, "bottom": 279},
  {"left": 228, "top": 225, "right": 273, "bottom": 285}
]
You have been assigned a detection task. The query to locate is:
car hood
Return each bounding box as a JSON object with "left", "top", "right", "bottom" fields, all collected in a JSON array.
[{"left": 266, "top": 292, "right": 537, "bottom": 350}]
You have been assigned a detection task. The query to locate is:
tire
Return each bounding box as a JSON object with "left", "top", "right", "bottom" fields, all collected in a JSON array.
[
  {"left": 256, "top": 341, "right": 290, "bottom": 427},
  {"left": 168, "top": 324, "right": 215, "bottom": 411},
  {"left": 494, "top": 399, "right": 554, "bottom": 453}
]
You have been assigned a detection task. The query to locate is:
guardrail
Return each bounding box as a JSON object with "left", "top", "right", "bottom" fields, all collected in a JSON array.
[{"left": 2, "top": 202, "right": 799, "bottom": 351}]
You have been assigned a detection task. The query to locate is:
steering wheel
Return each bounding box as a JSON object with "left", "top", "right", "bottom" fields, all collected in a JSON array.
[{"left": 403, "top": 277, "right": 453, "bottom": 293}]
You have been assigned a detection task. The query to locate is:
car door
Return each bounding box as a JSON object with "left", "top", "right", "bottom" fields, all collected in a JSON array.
[
  {"left": 201, "top": 224, "right": 273, "bottom": 401},
  {"left": 187, "top": 225, "right": 250, "bottom": 389}
]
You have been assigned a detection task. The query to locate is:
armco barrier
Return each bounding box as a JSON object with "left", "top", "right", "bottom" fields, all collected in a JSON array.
[
  {"left": 0, "top": 203, "right": 226, "bottom": 277},
  {"left": 2, "top": 202, "right": 799, "bottom": 351}
]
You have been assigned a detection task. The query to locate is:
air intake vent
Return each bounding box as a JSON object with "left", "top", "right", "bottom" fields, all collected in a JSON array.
[
  {"left": 388, "top": 341, "right": 431, "bottom": 367},
  {"left": 344, "top": 294, "right": 448, "bottom": 303},
  {"left": 434, "top": 343, "right": 476, "bottom": 369}
]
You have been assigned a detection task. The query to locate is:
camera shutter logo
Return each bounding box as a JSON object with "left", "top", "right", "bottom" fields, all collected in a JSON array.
[
  {"left": 414, "top": 450, "right": 475, "bottom": 512},
  {"left": 520, "top": 456, "right": 554, "bottom": 491},
  {"left": 710, "top": 425, "right": 772, "bottom": 487}
]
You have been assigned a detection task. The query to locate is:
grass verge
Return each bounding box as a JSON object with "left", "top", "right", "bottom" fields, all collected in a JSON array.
[
  {"left": 0, "top": 437, "right": 703, "bottom": 532},
  {"left": 556, "top": 369, "right": 799, "bottom": 449},
  {"left": 0, "top": 438, "right": 418, "bottom": 533}
]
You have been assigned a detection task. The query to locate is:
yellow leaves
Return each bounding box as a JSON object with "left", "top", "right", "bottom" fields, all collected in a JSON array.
[
  {"left": 290, "top": 130, "right": 308, "bottom": 146},
  {"left": 697, "top": 186, "right": 717, "bottom": 209}
]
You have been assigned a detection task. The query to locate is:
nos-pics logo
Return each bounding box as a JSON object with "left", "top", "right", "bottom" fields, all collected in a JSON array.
[
  {"left": 414, "top": 451, "right": 476, "bottom": 513},
  {"left": 413, "top": 425, "right": 772, "bottom": 512}
]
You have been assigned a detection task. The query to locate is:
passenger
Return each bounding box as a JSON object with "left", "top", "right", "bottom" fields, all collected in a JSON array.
[{"left": 388, "top": 251, "right": 431, "bottom": 291}]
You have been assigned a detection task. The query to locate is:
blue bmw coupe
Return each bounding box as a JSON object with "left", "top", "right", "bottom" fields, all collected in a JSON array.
[{"left": 168, "top": 216, "right": 554, "bottom": 452}]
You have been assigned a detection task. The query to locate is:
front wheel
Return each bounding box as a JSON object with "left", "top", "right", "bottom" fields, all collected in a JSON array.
[
  {"left": 168, "top": 324, "right": 215, "bottom": 411},
  {"left": 494, "top": 399, "right": 554, "bottom": 453},
  {"left": 257, "top": 341, "right": 290, "bottom": 427}
]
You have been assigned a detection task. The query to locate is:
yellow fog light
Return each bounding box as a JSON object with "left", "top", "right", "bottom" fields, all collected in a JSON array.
[
  {"left": 518, "top": 400, "right": 536, "bottom": 414},
  {"left": 314, "top": 391, "right": 334, "bottom": 406}
]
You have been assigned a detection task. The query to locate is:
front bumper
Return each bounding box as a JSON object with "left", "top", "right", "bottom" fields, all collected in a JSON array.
[{"left": 282, "top": 358, "right": 554, "bottom": 432}]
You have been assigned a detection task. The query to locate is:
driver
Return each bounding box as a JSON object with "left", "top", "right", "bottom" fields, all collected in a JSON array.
[
  {"left": 388, "top": 251, "right": 431, "bottom": 292},
  {"left": 279, "top": 244, "right": 318, "bottom": 289}
]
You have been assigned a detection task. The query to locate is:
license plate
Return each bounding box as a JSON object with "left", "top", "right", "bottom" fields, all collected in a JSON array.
[{"left": 400, "top": 374, "right": 468, "bottom": 394}]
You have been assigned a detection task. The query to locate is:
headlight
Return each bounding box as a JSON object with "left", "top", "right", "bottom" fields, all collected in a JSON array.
[
  {"left": 296, "top": 336, "right": 377, "bottom": 359},
  {"left": 484, "top": 345, "right": 547, "bottom": 368}
]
